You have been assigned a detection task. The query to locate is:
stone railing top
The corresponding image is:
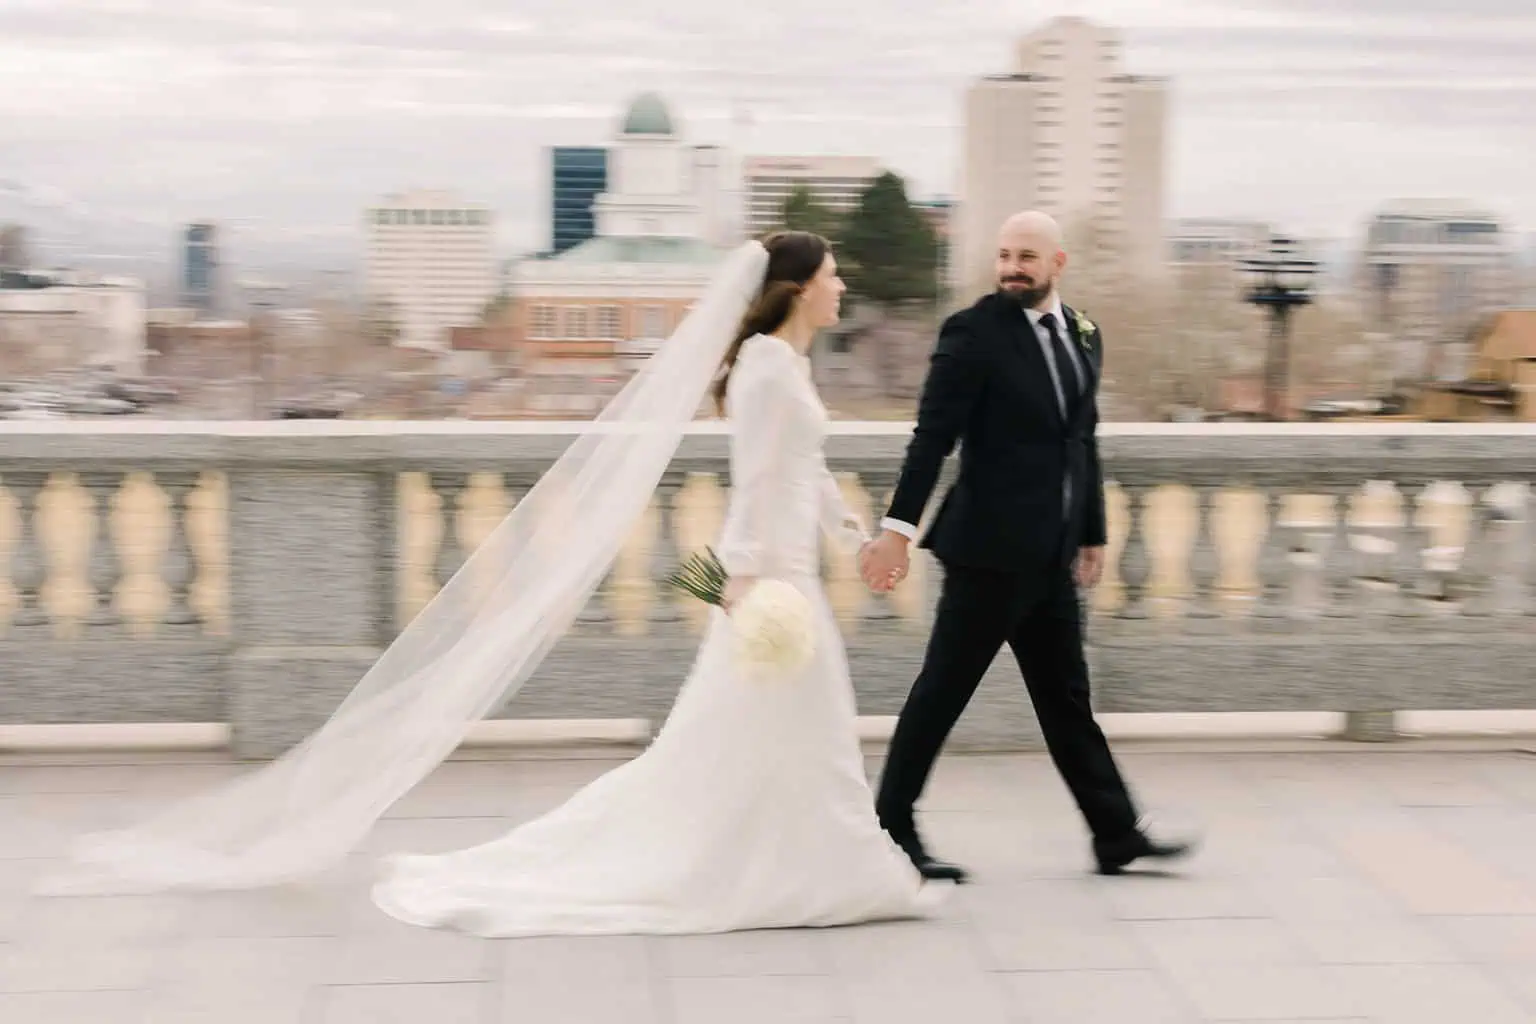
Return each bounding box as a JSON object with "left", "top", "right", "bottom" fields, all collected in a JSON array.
[{"left": 0, "top": 421, "right": 1531, "bottom": 482}]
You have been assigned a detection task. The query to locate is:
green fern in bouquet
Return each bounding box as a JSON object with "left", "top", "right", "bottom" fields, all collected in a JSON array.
[{"left": 667, "top": 547, "right": 730, "bottom": 607}]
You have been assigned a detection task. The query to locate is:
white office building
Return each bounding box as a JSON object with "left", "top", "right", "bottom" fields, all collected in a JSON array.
[
  {"left": 741, "top": 155, "right": 881, "bottom": 239},
  {"left": 0, "top": 271, "right": 147, "bottom": 374},
  {"left": 364, "top": 190, "right": 496, "bottom": 351},
  {"left": 1360, "top": 200, "right": 1518, "bottom": 381}
]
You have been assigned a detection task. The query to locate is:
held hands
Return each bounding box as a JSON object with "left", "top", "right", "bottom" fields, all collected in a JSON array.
[
  {"left": 856, "top": 537, "right": 1102, "bottom": 590},
  {"left": 858, "top": 531, "right": 911, "bottom": 593},
  {"left": 1074, "top": 545, "right": 1106, "bottom": 589}
]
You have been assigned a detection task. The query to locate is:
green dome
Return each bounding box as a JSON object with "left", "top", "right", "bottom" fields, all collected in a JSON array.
[{"left": 621, "top": 93, "right": 675, "bottom": 136}]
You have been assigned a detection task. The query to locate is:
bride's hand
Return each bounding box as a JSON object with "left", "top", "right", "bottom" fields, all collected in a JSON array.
[{"left": 721, "top": 576, "right": 757, "bottom": 613}]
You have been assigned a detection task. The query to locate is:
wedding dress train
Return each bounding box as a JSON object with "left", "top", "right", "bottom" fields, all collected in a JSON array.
[{"left": 371, "top": 334, "right": 942, "bottom": 936}]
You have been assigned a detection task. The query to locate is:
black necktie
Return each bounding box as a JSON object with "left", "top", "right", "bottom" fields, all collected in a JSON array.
[{"left": 1038, "top": 312, "right": 1081, "bottom": 417}]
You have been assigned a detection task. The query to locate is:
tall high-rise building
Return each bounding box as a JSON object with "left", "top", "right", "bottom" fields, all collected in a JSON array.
[
  {"left": 741, "top": 156, "right": 880, "bottom": 238},
  {"left": 364, "top": 190, "right": 496, "bottom": 351},
  {"left": 181, "top": 222, "right": 221, "bottom": 314},
  {"left": 956, "top": 16, "right": 1167, "bottom": 303},
  {"left": 550, "top": 147, "right": 608, "bottom": 255}
]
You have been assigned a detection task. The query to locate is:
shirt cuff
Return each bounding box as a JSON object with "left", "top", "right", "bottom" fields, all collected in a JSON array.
[{"left": 880, "top": 517, "right": 919, "bottom": 541}]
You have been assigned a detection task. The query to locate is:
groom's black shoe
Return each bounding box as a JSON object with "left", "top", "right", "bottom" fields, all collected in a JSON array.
[
  {"left": 1093, "top": 818, "right": 1198, "bottom": 876},
  {"left": 892, "top": 832, "right": 969, "bottom": 884}
]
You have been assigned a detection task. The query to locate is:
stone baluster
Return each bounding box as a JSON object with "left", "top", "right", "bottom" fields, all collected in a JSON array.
[
  {"left": 1254, "top": 488, "right": 1291, "bottom": 621},
  {"left": 858, "top": 473, "right": 900, "bottom": 626},
  {"left": 579, "top": 565, "right": 617, "bottom": 626},
  {"left": 1321, "top": 486, "right": 1356, "bottom": 619},
  {"left": 157, "top": 471, "right": 202, "bottom": 629},
  {"left": 7, "top": 472, "right": 51, "bottom": 630},
  {"left": 648, "top": 474, "right": 685, "bottom": 626},
  {"left": 79, "top": 471, "right": 124, "bottom": 631},
  {"left": 1115, "top": 485, "right": 1151, "bottom": 620},
  {"left": 1457, "top": 483, "right": 1495, "bottom": 618},
  {"left": 429, "top": 472, "right": 470, "bottom": 590},
  {"left": 1187, "top": 485, "right": 1221, "bottom": 619},
  {"left": 469, "top": 476, "right": 530, "bottom": 622},
  {"left": 1390, "top": 482, "right": 1428, "bottom": 618}
]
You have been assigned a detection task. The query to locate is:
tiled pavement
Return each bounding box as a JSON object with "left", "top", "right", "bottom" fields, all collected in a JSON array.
[{"left": 4, "top": 745, "right": 1536, "bottom": 1023}]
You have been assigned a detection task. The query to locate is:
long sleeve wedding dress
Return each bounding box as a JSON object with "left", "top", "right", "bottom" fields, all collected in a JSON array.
[{"left": 370, "top": 333, "right": 943, "bottom": 937}]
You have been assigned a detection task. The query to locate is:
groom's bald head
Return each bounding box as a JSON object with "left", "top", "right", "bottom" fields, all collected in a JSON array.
[
  {"left": 999, "top": 211, "right": 1064, "bottom": 253},
  {"left": 996, "top": 210, "right": 1066, "bottom": 308}
]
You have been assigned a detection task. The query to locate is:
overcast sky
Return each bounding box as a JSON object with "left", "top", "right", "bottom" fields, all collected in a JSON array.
[{"left": 2, "top": 0, "right": 1532, "bottom": 267}]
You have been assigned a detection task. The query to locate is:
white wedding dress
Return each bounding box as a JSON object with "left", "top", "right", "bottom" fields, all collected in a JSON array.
[{"left": 371, "top": 334, "right": 942, "bottom": 937}]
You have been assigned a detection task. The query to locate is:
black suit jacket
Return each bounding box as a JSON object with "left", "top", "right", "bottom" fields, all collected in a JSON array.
[{"left": 886, "top": 292, "right": 1107, "bottom": 571}]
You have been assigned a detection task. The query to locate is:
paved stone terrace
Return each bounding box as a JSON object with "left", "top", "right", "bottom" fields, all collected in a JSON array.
[{"left": 3, "top": 745, "right": 1536, "bottom": 1023}]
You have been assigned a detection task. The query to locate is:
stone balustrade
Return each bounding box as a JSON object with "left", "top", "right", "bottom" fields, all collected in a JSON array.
[{"left": 0, "top": 422, "right": 1531, "bottom": 757}]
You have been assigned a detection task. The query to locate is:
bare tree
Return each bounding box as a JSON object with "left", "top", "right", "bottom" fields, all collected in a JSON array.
[
  {"left": 1287, "top": 297, "right": 1377, "bottom": 401},
  {"left": 1060, "top": 210, "right": 1270, "bottom": 418}
]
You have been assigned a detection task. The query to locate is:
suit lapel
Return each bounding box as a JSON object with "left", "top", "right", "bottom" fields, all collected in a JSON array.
[{"left": 992, "top": 297, "right": 1065, "bottom": 425}]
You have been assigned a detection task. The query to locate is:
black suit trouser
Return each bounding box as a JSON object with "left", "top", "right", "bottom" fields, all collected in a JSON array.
[{"left": 874, "top": 556, "right": 1139, "bottom": 844}]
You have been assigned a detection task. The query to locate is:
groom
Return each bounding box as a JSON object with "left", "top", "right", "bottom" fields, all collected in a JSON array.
[{"left": 860, "top": 211, "right": 1195, "bottom": 881}]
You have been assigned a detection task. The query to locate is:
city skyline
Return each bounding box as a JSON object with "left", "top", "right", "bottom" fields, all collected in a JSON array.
[{"left": 2, "top": 0, "right": 1533, "bottom": 269}]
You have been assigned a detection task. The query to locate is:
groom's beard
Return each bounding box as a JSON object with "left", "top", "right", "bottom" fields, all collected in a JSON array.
[{"left": 998, "top": 276, "right": 1055, "bottom": 309}]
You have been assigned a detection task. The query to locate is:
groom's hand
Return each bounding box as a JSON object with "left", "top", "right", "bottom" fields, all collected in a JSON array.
[
  {"left": 1074, "top": 545, "right": 1106, "bottom": 589},
  {"left": 859, "top": 531, "right": 910, "bottom": 593}
]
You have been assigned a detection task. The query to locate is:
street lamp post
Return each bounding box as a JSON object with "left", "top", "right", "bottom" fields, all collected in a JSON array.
[{"left": 1240, "top": 236, "right": 1319, "bottom": 421}]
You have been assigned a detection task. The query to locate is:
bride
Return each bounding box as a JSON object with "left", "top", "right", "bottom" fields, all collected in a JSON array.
[{"left": 49, "top": 232, "right": 944, "bottom": 937}]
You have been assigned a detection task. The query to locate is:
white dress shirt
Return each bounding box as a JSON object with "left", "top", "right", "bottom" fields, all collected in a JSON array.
[{"left": 881, "top": 295, "right": 1085, "bottom": 540}]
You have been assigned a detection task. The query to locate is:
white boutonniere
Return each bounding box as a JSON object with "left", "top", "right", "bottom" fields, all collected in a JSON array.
[{"left": 1072, "top": 310, "right": 1095, "bottom": 351}]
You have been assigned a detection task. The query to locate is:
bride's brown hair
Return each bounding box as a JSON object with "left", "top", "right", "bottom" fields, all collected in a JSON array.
[{"left": 710, "top": 230, "right": 830, "bottom": 416}]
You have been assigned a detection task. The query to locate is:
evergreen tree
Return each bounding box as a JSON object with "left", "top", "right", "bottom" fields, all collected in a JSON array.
[
  {"left": 838, "top": 172, "right": 939, "bottom": 305},
  {"left": 777, "top": 184, "right": 843, "bottom": 242}
]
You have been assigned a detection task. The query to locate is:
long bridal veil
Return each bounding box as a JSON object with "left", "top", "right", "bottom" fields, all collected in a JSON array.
[{"left": 44, "top": 240, "right": 771, "bottom": 895}]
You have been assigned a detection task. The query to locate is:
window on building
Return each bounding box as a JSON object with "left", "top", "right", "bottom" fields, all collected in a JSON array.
[
  {"left": 429, "top": 210, "right": 446, "bottom": 225},
  {"left": 595, "top": 305, "right": 623, "bottom": 340},
  {"left": 561, "top": 306, "right": 590, "bottom": 340},
  {"left": 445, "top": 210, "right": 462, "bottom": 226},
  {"left": 640, "top": 305, "right": 666, "bottom": 338},
  {"left": 529, "top": 305, "right": 557, "bottom": 340},
  {"left": 412, "top": 210, "right": 428, "bottom": 225}
]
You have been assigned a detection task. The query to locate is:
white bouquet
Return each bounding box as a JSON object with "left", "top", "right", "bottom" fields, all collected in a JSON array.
[
  {"left": 729, "top": 579, "right": 816, "bottom": 677},
  {"left": 667, "top": 549, "right": 815, "bottom": 678}
]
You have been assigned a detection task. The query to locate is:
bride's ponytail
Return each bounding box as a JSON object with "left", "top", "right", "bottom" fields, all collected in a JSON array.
[{"left": 711, "top": 231, "right": 830, "bottom": 416}]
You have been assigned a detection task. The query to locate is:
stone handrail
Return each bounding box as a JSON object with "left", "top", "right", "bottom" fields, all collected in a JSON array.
[{"left": 0, "top": 422, "right": 1531, "bottom": 756}]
